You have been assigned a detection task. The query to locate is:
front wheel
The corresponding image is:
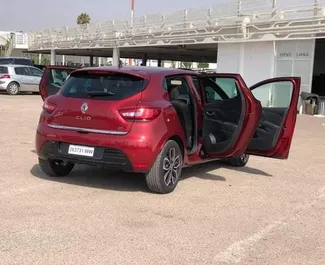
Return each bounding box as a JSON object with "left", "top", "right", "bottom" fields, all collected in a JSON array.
[
  {"left": 38, "top": 158, "right": 74, "bottom": 177},
  {"left": 224, "top": 154, "right": 250, "bottom": 167},
  {"left": 145, "top": 140, "right": 183, "bottom": 194}
]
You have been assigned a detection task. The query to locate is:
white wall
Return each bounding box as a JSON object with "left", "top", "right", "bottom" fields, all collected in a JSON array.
[
  {"left": 217, "top": 42, "right": 275, "bottom": 87},
  {"left": 217, "top": 40, "right": 315, "bottom": 108},
  {"left": 275, "top": 39, "right": 315, "bottom": 95}
]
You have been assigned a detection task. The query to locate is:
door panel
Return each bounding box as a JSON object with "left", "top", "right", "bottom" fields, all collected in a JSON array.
[
  {"left": 200, "top": 74, "right": 261, "bottom": 158},
  {"left": 39, "top": 66, "right": 79, "bottom": 100},
  {"left": 28, "top": 67, "right": 43, "bottom": 92},
  {"left": 246, "top": 77, "right": 301, "bottom": 159},
  {"left": 13, "top": 66, "right": 34, "bottom": 91}
]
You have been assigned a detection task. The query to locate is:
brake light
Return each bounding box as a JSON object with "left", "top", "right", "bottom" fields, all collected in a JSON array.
[
  {"left": 42, "top": 100, "right": 56, "bottom": 114},
  {"left": 119, "top": 107, "right": 161, "bottom": 121},
  {"left": 0, "top": 74, "right": 10, "bottom": 79}
]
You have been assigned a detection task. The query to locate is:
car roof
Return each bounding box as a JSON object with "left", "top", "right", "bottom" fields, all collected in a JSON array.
[
  {"left": 0, "top": 57, "right": 31, "bottom": 59},
  {"left": 77, "top": 66, "right": 199, "bottom": 79},
  {"left": 0, "top": 64, "right": 36, "bottom": 68}
]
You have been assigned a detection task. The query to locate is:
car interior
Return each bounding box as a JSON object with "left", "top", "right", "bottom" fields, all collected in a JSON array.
[
  {"left": 44, "top": 68, "right": 75, "bottom": 97},
  {"left": 247, "top": 81, "right": 294, "bottom": 152},
  {"left": 200, "top": 77, "right": 245, "bottom": 155},
  {"left": 166, "top": 77, "right": 195, "bottom": 151}
]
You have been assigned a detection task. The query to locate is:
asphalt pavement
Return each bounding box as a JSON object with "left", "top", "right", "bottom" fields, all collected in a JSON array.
[{"left": 0, "top": 95, "right": 324, "bottom": 265}]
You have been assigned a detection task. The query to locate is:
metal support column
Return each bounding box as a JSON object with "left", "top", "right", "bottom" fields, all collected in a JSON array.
[
  {"left": 158, "top": 59, "right": 162, "bottom": 67},
  {"left": 62, "top": 55, "right": 65, "bottom": 66},
  {"left": 38, "top": 54, "right": 42, "bottom": 64},
  {"left": 141, "top": 53, "right": 147, "bottom": 66},
  {"left": 90, "top": 56, "right": 94, "bottom": 67},
  {"left": 50, "top": 49, "right": 56, "bottom": 65},
  {"left": 112, "top": 46, "right": 120, "bottom": 66}
]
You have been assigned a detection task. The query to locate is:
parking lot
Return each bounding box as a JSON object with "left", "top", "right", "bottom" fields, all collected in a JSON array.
[{"left": 0, "top": 94, "right": 325, "bottom": 265}]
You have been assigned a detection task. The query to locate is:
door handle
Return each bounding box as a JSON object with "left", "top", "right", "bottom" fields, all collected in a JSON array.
[{"left": 205, "top": 111, "right": 214, "bottom": 116}]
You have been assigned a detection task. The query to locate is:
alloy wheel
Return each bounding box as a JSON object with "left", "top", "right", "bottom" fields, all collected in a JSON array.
[
  {"left": 8, "top": 83, "right": 19, "bottom": 94},
  {"left": 240, "top": 154, "right": 249, "bottom": 163},
  {"left": 162, "top": 147, "right": 181, "bottom": 186}
]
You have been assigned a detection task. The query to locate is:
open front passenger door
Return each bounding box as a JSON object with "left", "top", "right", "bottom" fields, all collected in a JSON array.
[
  {"left": 199, "top": 74, "right": 262, "bottom": 158},
  {"left": 39, "top": 66, "right": 79, "bottom": 100},
  {"left": 246, "top": 77, "right": 301, "bottom": 159}
]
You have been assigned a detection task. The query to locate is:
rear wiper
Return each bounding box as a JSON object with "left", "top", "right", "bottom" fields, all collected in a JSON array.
[{"left": 87, "top": 91, "right": 115, "bottom": 97}]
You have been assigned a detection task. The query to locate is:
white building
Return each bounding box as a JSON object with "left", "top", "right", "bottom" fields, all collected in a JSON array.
[{"left": 0, "top": 31, "right": 29, "bottom": 57}]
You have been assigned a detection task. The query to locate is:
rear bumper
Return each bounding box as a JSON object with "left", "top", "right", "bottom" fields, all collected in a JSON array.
[
  {"left": 0, "top": 82, "right": 8, "bottom": 91},
  {"left": 39, "top": 141, "right": 134, "bottom": 171},
  {"left": 35, "top": 121, "right": 170, "bottom": 173}
]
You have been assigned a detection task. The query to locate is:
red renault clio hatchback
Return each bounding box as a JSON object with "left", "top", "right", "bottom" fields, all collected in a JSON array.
[{"left": 36, "top": 66, "right": 300, "bottom": 194}]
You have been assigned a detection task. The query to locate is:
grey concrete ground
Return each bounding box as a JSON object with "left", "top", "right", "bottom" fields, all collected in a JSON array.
[{"left": 0, "top": 95, "right": 324, "bottom": 265}]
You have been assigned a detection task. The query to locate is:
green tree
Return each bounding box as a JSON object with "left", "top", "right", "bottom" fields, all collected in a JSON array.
[
  {"left": 170, "top": 61, "right": 177, "bottom": 68},
  {"left": 197, "top": 62, "right": 209, "bottom": 69},
  {"left": 42, "top": 55, "right": 50, "bottom": 66},
  {"left": 181, "top": 61, "right": 193, "bottom": 69},
  {"left": 77, "top": 13, "right": 91, "bottom": 25},
  {"left": 32, "top": 56, "right": 38, "bottom": 65}
]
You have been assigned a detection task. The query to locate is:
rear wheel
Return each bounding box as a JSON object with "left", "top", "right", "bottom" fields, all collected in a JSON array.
[
  {"left": 224, "top": 154, "right": 250, "bottom": 167},
  {"left": 38, "top": 158, "right": 74, "bottom": 177},
  {"left": 145, "top": 140, "right": 183, "bottom": 194},
  {"left": 6, "top": 82, "right": 20, "bottom": 95}
]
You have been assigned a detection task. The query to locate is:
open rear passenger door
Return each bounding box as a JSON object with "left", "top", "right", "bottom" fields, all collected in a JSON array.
[
  {"left": 199, "top": 74, "right": 262, "bottom": 158},
  {"left": 39, "top": 66, "right": 79, "bottom": 100},
  {"left": 246, "top": 77, "right": 301, "bottom": 159}
]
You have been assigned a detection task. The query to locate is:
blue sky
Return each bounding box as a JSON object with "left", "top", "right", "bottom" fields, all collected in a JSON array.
[{"left": 0, "top": 0, "right": 219, "bottom": 32}]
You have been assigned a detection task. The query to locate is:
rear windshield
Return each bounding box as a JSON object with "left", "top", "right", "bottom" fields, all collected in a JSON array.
[
  {"left": 61, "top": 71, "right": 148, "bottom": 100},
  {"left": 0, "top": 58, "right": 13, "bottom": 65},
  {"left": 0, "top": 66, "right": 8, "bottom": 74},
  {"left": 15, "top": 58, "right": 33, "bottom": 65}
]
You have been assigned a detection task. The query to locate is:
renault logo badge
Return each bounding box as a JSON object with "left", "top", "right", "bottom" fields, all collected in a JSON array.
[{"left": 81, "top": 102, "right": 88, "bottom": 114}]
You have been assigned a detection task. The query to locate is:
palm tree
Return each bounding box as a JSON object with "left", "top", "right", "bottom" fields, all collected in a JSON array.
[{"left": 77, "top": 13, "right": 91, "bottom": 25}]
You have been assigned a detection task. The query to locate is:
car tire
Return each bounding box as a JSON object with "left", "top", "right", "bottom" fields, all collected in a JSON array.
[
  {"left": 145, "top": 140, "right": 183, "bottom": 194},
  {"left": 224, "top": 154, "right": 250, "bottom": 167},
  {"left": 38, "top": 158, "right": 75, "bottom": 177},
  {"left": 6, "top": 82, "right": 20, "bottom": 95}
]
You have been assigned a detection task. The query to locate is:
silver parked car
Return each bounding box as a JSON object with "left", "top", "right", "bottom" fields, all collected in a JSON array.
[{"left": 0, "top": 64, "right": 43, "bottom": 95}]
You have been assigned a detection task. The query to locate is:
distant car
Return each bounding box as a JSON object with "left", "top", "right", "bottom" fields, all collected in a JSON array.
[
  {"left": 0, "top": 57, "right": 33, "bottom": 66},
  {"left": 35, "top": 66, "right": 301, "bottom": 194},
  {"left": 0, "top": 64, "right": 43, "bottom": 95}
]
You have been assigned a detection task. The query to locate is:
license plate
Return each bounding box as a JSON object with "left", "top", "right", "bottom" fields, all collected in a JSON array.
[{"left": 68, "top": 144, "right": 94, "bottom": 157}]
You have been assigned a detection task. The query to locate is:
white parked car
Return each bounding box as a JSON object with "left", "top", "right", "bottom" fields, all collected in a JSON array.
[{"left": 0, "top": 64, "right": 43, "bottom": 95}]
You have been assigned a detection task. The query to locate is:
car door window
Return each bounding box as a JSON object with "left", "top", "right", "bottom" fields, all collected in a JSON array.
[
  {"left": 29, "top": 67, "right": 43, "bottom": 77},
  {"left": 251, "top": 81, "right": 293, "bottom": 108},
  {"left": 50, "top": 69, "right": 71, "bottom": 85},
  {"left": 165, "top": 76, "right": 191, "bottom": 102},
  {"left": 0, "top": 66, "right": 8, "bottom": 74},
  {"left": 14, "top": 67, "right": 30, "bottom": 76},
  {"left": 201, "top": 77, "right": 238, "bottom": 103}
]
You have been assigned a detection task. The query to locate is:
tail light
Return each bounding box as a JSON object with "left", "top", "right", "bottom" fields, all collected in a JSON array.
[
  {"left": 42, "top": 100, "right": 57, "bottom": 114},
  {"left": 119, "top": 107, "right": 161, "bottom": 121},
  {"left": 0, "top": 74, "right": 10, "bottom": 79}
]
